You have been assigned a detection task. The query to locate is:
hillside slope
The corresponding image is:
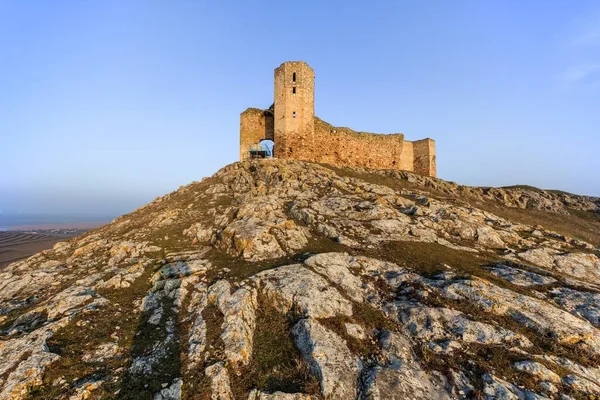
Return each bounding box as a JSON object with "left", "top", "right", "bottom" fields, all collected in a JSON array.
[{"left": 1, "top": 159, "right": 600, "bottom": 400}]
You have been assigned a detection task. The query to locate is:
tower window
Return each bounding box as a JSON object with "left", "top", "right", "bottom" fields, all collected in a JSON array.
[
  {"left": 292, "top": 111, "right": 296, "bottom": 118},
  {"left": 292, "top": 72, "right": 296, "bottom": 82},
  {"left": 292, "top": 87, "right": 296, "bottom": 95}
]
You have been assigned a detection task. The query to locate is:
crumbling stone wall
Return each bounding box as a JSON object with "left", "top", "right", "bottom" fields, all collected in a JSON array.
[
  {"left": 239, "top": 61, "right": 437, "bottom": 177},
  {"left": 413, "top": 138, "right": 436, "bottom": 177},
  {"left": 309, "top": 118, "right": 408, "bottom": 170},
  {"left": 239, "top": 108, "right": 273, "bottom": 161}
]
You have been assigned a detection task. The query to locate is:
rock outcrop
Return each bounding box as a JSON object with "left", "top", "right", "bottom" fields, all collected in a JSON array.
[{"left": 1, "top": 158, "right": 599, "bottom": 399}]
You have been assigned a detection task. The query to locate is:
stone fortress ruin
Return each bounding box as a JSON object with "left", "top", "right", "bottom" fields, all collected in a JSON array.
[{"left": 240, "top": 61, "right": 436, "bottom": 177}]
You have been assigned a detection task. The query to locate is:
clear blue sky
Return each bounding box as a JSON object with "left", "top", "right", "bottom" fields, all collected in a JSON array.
[{"left": 1, "top": 1, "right": 599, "bottom": 217}]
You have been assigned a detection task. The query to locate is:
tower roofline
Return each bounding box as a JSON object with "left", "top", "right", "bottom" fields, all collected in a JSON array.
[{"left": 275, "top": 61, "right": 314, "bottom": 71}]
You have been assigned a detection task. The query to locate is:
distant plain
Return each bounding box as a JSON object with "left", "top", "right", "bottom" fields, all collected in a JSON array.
[{"left": 0, "top": 216, "right": 110, "bottom": 269}]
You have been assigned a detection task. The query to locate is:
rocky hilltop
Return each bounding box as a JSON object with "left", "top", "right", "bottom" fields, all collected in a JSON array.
[{"left": 1, "top": 159, "right": 600, "bottom": 400}]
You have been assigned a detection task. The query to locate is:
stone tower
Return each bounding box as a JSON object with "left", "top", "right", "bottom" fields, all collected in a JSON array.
[
  {"left": 273, "top": 61, "right": 315, "bottom": 160},
  {"left": 240, "top": 61, "right": 436, "bottom": 177}
]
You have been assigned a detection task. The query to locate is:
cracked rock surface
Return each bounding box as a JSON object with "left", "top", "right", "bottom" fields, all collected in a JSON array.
[{"left": 1, "top": 159, "right": 600, "bottom": 399}]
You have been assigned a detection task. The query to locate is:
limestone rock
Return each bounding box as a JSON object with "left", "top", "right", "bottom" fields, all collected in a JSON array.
[
  {"left": 253, "top": 265, "right": 353, "bottom": 318},
  {"left": 219, "top": 286, "right": 257, "bottom": 368},
  {"left": 205, "top": 362, "right": 233, "bottom": 400},
  {"left": 2, "top": 158, "right": 600, "bottom": 399},
  {"left": 476, "top": 226, "right": 505, "bottom": 249},
  {"left": 554, "top": 252, "right": 600, "bottom": 281},
  {"left": 550, "top": 287, "right": 600, "bottom": 327},
  {"left": 562, "top": 374, "right": 600, "bottom": 396},
  {"left": 345, "top": 322, "right": 367, "bottom": 340},
  {"left": 439, "top": 278, "right": 600, "bottom": 354},
  {"left": 292, "top": 318, "right": 360, "bottom": 399},
  {"left": 304, "top": 252, "right": 372, "bottom": 303},
  {"left": 482, "top": 373, "right": 549, "bottom": 400},
  {"left": 154, "top": 379, "right": 182, "bottom": 400},
  {"left": 187, "top": 284, "right": 208, "bottom": 369},
  {"left": 487, "top": 264, "right": 557, "bottom": 287},
  {"left": 247, "top": 390, "right": 311, "bottom": 400},
  {"left": 362, "top": 330, "right": 451, "bottom": 399},
  {"left": 517, "top": 248, "right": 558, "bottom": 270},
  {"left": 0, "top": 321, "right": 68, "bottom": 399},
  {"left": 184, "top": 222, "right": 214, "bottom": 243},
  {"left": 514, "top": 361, "right": 561, "bottom": 383},
  {"left": 397, "top": 302, "right": 532, "bottom": 348}
]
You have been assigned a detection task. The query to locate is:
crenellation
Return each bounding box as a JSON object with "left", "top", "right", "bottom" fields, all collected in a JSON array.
[{"left": 240, "top": 61, "right": 436, "bottom": 177}]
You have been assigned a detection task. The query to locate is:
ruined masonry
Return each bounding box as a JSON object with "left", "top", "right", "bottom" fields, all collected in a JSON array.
[{"left": 240, "top": 61, "right": 436, "bottom": 177}]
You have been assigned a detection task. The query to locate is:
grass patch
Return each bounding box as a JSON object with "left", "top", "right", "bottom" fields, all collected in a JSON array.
[
  {"left": 360, "top": 240, "right": 533, "bottom": 294},
  {"left": 203, "top": 235, "right": 349, "bottom": 283},
  {"left": 117, "top": 295, "right": 182, "bottom": 400},
  {"left": 366, "top": 240, "right": 494, "bottom": 278},
  {"left": 229, "top": 296, "right": 320, "bottom": 397},
  {"left": 317, "top": 301, "right": 397, "bottom": 360},
  {"left": 183, "top": 296, "right": 320, "bottom": 399},
  {"left": 567, "top": 207, "right": 600, "bottom": 223},
  {"left": 202, "top": 304, "right": 226, "bottom": 365},
  {"left": 476, "top": 202, "right": 600, "bottom": 247},
  {"left": 319, "top": 163, "right": 430, "bottom": 196}
]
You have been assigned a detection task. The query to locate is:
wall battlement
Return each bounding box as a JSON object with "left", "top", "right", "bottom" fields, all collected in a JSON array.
[{"left": 240, "top": 61, "right": 436, "bottom": 177}]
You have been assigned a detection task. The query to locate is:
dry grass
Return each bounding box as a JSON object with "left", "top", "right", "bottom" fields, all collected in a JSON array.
[
  {"left": 475, "top": 202, "right": 600, "bottom": 247},
  {"left": 183, "top": 295, "right": 320, "bottom": 400},
  {"left": 229, "top": 295, "right": 320, "bottom": 398},
  {"left": 203, "top": 235, "right": 349, "bottom": 283}
]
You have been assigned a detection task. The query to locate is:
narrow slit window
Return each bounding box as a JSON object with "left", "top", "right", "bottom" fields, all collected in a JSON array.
[
  {"left": 292, "top": 87, "right": 296, "bottom": 95},
  {"left": 292, "top": 72, "right": 296, "bottom": 82},
  {"left": 292, "top": 111, "right": 296, "bottom": 118}
]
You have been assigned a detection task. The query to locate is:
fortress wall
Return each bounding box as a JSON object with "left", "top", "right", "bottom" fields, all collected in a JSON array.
[
  {"left": 240, "top": 62, "right": 436, "bottom": 177},
  {"left": 240, "top": 108, "right": 274, "bottom": 160},
  {"left": 311, "top": 118, "right": 406, "bottom": 170},
  {"left": 399, "top": 140, "right": 414, "bottom": 171},
  {"left": 240, "top": 111, "right": 436, "bottom": 177},
  {"left": 413, "top": 138, "right": 436, "bottom": 177}
]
